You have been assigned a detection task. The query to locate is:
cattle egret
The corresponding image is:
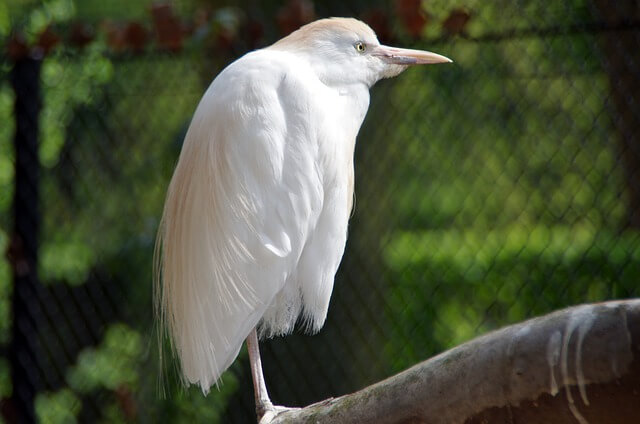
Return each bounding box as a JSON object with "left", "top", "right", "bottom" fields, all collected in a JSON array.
[{"left": 155, "top": 17, "right": 451, "bottom": 420}]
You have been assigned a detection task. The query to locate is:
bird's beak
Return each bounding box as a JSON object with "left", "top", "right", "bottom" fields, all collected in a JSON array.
[{"left": 372, "top": 45, "right": 452, "bottom": 65}]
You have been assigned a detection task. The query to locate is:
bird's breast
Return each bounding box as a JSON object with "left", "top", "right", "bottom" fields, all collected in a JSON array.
[
  {"left": 317, "top": 85, "right": 368, "bottom": 166},
  {"left": 312, "top": 87, "right": 368, "bottom": 220}
]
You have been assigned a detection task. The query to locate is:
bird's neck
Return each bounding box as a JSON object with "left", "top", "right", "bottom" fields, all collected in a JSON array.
[{"left": 321, "top": 82, "right": 370, "bottom": 152}]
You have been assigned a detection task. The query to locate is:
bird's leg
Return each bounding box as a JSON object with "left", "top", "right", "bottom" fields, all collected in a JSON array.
[{"left": 246, "top": 328, "right": 274, "bottom": 420}]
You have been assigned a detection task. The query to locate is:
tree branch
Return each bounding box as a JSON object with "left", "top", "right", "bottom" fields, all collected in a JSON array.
[{"left": 266, "top": 300, "right": 640, "bottom": 423}]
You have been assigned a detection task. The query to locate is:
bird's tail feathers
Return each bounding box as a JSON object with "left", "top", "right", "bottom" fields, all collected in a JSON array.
[{"left": 153, "top": 133, "right": 264, "bottom": 393}]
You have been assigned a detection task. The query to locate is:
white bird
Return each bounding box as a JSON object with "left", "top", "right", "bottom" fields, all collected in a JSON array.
[{"left": 155, "top": 17, "right": 451, "bottom": 419}]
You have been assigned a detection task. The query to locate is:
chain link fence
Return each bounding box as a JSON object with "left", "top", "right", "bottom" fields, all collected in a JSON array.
[{"left": 1, "top": 0, "right": 639, "bottom": 422}]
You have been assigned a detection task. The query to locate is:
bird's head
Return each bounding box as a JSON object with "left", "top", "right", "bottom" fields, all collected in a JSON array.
[{"left": 269, "top": 17, "right": 452, "bottom": 88}]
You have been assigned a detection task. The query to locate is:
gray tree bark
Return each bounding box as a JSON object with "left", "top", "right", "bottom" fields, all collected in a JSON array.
[{"left": 263, "top": 299, "right": 640, "bottom": 424}]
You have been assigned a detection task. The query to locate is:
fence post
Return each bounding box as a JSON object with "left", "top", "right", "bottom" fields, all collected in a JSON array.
[{"left": 5, "top": 56, "right": 43, "bottom": 424}]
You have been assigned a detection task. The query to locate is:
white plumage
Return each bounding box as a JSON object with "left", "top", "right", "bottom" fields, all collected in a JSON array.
[{"left": 155, "top": 17, "right": 451, "bottom": 399}]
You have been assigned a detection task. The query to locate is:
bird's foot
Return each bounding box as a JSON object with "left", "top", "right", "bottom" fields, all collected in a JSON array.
[{"left": 257, "top": 404, "right": 299, "bottom": 424}]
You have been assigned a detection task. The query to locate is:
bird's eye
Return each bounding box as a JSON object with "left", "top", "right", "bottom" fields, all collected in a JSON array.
[{"left": 355, "top": 42, "right": 366, "bottom": 53}]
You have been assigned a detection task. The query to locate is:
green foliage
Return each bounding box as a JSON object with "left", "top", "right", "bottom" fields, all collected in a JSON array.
[
  {"left": 382, "top": 42, "right": 618, "bottom": 230},
  {"left": 159, "top": 370, "right": 242, "bottom": 424},
  {"left": 30, "top": 43, "right": 214, "bottom": 423},
  {"left": 4, "top": 0, "right": 75, "bottom": 43},
  {"left": 35, "top": 388, "right": 81, "bottom": 424},
  {"left": 40, "top": 238, "right": 94, "bottom": 286},
  {"left": 352, "top": 0, "right": 640, "bottom": 377},
  {"left": 26, "top": 0, "right": 74, "bottom": 40},
  {"left": 67, "top": 323, "right": 142, "bottom": 392},
  {"left": 0, "top": 2, "right": 9, "bottom": 38},
  {"left": 40, "top": 46, "right": 113, "bottom": 168},
  {"left": 382, "top": 226, "right": 640, "bottom": 371},
  {"left": 0, "top": 85, "right": 14, "bottom": 217},
  {"left": 74, "top": 0, "right": 204, "bottom": 22}
]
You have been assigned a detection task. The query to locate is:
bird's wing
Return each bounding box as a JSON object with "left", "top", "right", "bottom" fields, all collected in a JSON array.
[{"left": 155, "top": 52, "right": 323, "bottom": 393}]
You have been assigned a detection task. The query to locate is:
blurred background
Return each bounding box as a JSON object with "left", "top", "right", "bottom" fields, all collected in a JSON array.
[{"left": 1, "top": 0, "right": 639, "bottom": 422}]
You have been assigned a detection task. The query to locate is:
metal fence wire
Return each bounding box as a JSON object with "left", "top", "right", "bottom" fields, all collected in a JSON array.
[{"left": 1, "top": 0, "right": 640, "bottom": 422}]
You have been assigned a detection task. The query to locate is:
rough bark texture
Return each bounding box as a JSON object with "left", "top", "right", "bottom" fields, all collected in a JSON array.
[{"left": 265, "top": 300, "right": 640, "bottom": 424}]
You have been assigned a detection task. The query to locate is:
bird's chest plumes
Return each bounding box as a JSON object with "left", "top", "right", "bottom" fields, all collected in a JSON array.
[{"left": 314, "top": 85, "right": 369, "bottom": 189}]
